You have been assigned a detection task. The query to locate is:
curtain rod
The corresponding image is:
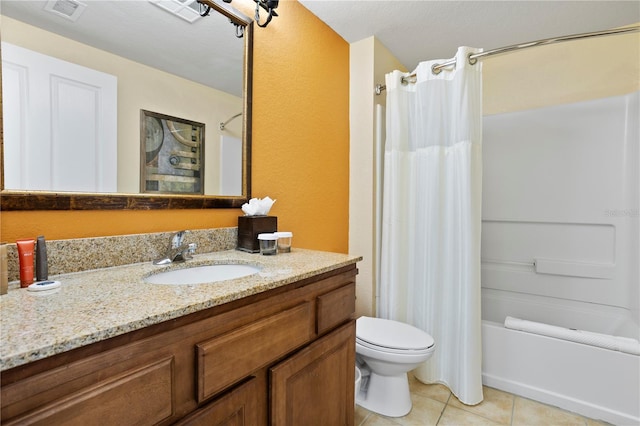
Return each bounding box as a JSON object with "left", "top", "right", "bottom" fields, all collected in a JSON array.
[
  {"left": 375, "top": 25, "right": 640, "bottom": 95},
  {"left": 219, "top": 112, "right": 242, "bottom": 130}
]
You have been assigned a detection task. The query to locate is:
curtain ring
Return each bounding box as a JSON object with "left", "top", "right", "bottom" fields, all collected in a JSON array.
[
  {"left": 431, "top": 63, "right": 442, "bottom": 75},
  {"left": 401, "top": 75, "right": 417, "bottom": 85},
  {"left": 199, "top": 4, "right": 211, "bottom": 16},
  {"left": 233, "top": 22, "right": 245, "bottom": 38},
  {"left": 468, "top": 53, "right": 478, "bottom": 65}
]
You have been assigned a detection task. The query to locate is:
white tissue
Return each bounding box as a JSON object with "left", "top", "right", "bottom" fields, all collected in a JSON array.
[{"left": 241, "top": 197, "right": 276, "bottom": 216}]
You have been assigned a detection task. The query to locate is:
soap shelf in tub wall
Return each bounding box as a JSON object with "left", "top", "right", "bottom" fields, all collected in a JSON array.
[
  {"left": 533, "top": 258, "right": 614, "bottom": 279},
  {"left": 480, "top": 257, "right": 615, "bottom": 280}
]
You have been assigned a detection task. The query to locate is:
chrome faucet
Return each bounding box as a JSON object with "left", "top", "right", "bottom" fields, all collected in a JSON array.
[{"left": 153, "top": 230, "right": 196, "bottom": 265}]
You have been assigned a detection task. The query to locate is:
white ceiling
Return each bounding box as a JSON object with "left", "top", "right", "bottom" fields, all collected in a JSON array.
[
  {"left": 2, "top": 1, "right": 638, "bottom": 96},
  {"left": 298, "top": 0, "right": 640, "bottom": 71}
]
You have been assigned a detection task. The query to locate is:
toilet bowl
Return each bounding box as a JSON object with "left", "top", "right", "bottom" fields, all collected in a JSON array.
[{"left": 355, "top": 316, "right": 435, "bottom": 417}]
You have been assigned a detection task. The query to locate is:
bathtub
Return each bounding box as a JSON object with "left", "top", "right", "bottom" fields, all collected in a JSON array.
[
  {"left": 481, "top": 92, "right": 640, "bottom": 425},
  {"left": 482, "top": 319, "right": 639, "bottom": 425}
]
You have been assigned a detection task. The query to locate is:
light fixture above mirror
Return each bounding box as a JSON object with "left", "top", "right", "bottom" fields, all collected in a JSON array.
[
  {"left": 149, "top": 0, "right": 209, "bottom": 24},
  {"left": 201, "top": 0, "right": 279, "bottom": 30}
]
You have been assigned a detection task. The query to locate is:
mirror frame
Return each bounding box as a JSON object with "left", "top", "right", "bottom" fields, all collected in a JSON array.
[{"left": 0, "top": 1, "right": 252, "bottom": 211}]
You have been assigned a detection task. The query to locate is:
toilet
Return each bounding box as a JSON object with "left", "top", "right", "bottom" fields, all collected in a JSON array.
[{"left": 355, "top": 316, "right": 435, "bottom": 417}]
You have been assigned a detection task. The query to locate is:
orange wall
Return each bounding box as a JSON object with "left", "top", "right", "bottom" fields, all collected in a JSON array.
[{"left": 0, "top": 1, "right": 351, "bottom": 253}]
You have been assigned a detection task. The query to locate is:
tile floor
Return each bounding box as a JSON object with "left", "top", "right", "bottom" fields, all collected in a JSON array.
[{"left": 355, "top": 374, "right": 611, "bottom": 426}]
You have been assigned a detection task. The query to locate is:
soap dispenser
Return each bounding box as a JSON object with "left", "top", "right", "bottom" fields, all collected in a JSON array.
[{"left": 35, "top": 236, "right": 48, "bottom": 281}]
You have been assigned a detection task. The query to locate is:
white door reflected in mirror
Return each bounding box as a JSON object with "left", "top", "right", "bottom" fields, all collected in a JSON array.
[{"left": 3, "top": 42, "right": 117, "bottom": 192}]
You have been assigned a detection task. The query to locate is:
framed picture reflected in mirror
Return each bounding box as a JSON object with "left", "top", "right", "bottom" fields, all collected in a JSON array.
[{"left": 140, "top": 110, "right": 205, "bottom": 195}]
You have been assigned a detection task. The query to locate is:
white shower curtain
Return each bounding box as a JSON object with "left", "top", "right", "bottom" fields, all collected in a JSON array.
[{"left": 379, "top": 46, "right": 484, "bottom": 405}]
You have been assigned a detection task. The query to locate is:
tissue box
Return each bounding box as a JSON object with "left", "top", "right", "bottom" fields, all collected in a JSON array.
[{"left": 237, "top": 216, "right": 277, "bottom": 253}]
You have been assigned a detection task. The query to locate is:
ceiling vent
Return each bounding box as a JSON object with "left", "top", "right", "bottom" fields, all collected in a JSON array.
[
  {"left": 44, "top": 0, "right": 87, "bottom": 22},
  {"left": 149, "top": 0, "right": 205, "bottom": 24}
]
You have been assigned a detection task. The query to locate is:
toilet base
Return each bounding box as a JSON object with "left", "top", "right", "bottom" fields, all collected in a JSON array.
[{"left": 356, "top": 371, "right": 412, "bottom": 417}]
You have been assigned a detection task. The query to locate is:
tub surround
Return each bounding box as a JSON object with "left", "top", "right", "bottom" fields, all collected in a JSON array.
[
  {"left": 480, "top": 92, "right": 640, "bottom": 424},
  {"left": 1, "top": 247, "right": 361, "bottom": 371}
]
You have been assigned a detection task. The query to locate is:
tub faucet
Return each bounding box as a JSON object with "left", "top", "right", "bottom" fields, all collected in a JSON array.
[{"left": 153, "top": 230, "right": 196, "bottom": 265}]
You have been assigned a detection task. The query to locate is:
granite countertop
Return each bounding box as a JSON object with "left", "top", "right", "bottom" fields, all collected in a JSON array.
[{"left": 0, "top": 248, "right": 361, "bottom": 371}]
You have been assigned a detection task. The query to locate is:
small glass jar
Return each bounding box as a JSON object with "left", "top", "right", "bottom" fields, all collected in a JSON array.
[
  {"left": 274, "top": 231, "right": 293, "bottom": 253},
  {"left": 257, "top": 233, "right": 278, "bottom": 255}
]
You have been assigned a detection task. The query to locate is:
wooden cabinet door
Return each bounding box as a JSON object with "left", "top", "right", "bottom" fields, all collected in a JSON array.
[
  {"left": 270, "top": 321, "right": 355, "bottom": 426},
  {"left": 175, "top": 378, "right": 260, "bottom": 426}
]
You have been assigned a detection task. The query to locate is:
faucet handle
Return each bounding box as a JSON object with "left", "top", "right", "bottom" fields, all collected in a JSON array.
[
  {"left": 187, "top": 243, "right": 197, "bottom": 255},
  {"left": 170, "top": 230, "right": 188, "bottom": 249},
  {"left": 183, "top": 243, "right": 197, "bottom": 260}
]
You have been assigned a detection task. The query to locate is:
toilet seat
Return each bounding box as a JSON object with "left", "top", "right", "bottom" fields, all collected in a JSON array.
[
  {"left": 356, "top": 338, "right": 433, "bottom": 355},
  {"left": 356, "top": 316, "right": 434, "bottom": 353}
]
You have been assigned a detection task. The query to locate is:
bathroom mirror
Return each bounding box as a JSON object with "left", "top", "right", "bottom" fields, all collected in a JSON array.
[{"left": 0, "top": 0, "right": 252, "bottom": 210}]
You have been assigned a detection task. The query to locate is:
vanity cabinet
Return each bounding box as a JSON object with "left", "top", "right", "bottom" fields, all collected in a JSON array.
[{"left": 1, "top": 264, "right": 357, "bottom": 425}]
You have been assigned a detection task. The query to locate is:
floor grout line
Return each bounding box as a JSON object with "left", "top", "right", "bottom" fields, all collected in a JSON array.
[
  {"left": 436, "top": 391, "right": 452, "bottom": 425},
  {"left": 509, "top": 393, "right": 515, "bottom": 426},
  {"left": 357, "top": 378, "right": 607, "bottom": 426}
]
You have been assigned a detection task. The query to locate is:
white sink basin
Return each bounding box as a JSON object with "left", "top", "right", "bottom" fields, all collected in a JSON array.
[{"left": 144, "top": 264, "right": 261, "bottom": 285}]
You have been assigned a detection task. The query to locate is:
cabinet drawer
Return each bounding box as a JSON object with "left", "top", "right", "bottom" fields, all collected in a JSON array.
[
  {"left": 196, "top": 302, "right": 313, "bottom": 402},
  {"left": 316, "top": 283, "right": 356, "bottom": 335},
  {"left": 5, "top": 357, "right": 174, "bottom": 426}
]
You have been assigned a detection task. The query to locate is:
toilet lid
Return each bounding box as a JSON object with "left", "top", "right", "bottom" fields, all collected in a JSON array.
[{"left": 356, "top": 316, "right": 434, "bottom": 351}]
